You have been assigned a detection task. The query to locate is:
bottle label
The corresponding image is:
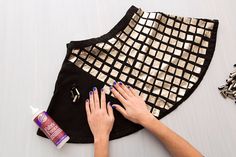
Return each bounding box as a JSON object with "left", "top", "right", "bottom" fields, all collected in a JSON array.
[{"left": 34, "top": 111, "right": 68, "bottom": 146}]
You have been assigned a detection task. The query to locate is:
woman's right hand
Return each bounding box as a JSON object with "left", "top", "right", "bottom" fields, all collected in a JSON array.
[
  {"left": 111, "top": 81, "right": 204, "bottom": 157},
  {"left": 110, "top": 81, "right": 154, "bottom": 125}
]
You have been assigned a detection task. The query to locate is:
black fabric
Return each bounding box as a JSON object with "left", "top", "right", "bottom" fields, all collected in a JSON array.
[{"left": 37, "top": 5, "right": 218, "bottom": 143}]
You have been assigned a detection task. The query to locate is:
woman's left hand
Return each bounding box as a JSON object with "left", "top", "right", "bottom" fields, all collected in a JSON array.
[{"left": 85, "top": 87, "right": 114, "bottom": 142}]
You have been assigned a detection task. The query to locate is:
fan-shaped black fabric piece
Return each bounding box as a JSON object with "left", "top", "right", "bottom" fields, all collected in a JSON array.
[{"left": 37, "top": 5, "right": 218, "bottom": 143}]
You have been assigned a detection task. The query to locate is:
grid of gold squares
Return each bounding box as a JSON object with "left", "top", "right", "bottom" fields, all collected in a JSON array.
[{"left": 68, "top": 9, "right": 215, "bottom": 117}]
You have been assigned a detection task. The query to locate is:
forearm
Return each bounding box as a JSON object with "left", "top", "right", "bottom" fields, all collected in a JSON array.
[
  {"left": 94, "top": 137, "right": 109, "bottom": 157},
  {"left": 140, "top": 116, "right": 203, "bottom": 157}
]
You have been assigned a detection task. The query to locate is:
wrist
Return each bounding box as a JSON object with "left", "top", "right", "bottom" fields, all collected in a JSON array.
[
  {"left": 139, "top": 113, "right": 156, "bottom": 127},
  {"left": 94, "top": 135, "right": 109, "bottom": 144}
]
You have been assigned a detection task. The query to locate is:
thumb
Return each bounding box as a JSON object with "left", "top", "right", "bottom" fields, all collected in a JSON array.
[{"left": 112, "top": 104, "right": 127, "bottom": 118}]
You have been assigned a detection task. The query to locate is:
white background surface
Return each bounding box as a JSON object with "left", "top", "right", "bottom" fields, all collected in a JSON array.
[{"left": 1, "top": 0, "right": 236, "bottom": 156}]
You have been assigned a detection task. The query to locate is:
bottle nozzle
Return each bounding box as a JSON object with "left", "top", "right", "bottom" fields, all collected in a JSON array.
[{"left": 30, "top": 105, "right": 39, "bottom": 115}]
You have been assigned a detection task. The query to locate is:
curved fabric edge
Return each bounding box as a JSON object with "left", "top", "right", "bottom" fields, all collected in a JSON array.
[{"left": 67, "top": 5, "right": 139, "bottom": 49}]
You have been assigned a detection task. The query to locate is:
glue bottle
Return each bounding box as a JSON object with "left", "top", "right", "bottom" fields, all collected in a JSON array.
[{"left": 30, "top": 106, "right": 70, "bottom": 149}]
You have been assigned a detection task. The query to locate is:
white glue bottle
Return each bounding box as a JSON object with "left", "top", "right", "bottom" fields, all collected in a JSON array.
[{"left": 30, "top": 106, "right": 70, "bottom": 149}]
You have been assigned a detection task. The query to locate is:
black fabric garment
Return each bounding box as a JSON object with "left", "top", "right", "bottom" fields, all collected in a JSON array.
[{"left": 37, "top": 5, "right": 219, "bottom": 143}]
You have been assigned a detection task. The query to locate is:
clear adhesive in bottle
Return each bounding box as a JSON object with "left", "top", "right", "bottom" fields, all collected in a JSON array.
[{"left": 30, "top": 106, "right": 70, "bottom": 149}]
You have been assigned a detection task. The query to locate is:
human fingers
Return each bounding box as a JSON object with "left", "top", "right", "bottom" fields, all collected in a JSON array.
[
  {"left": 118, "top": 82, "right": 134, "bottom": 97},
  {"left": 127, "top": 85, "right": 139, "bottom": 96},
  {"left": 93, "top": 87, "right": 100, "bottom": 109},
  {"left": 113, "top": 81, "right": 129, "bottom": 100},
  {"left": 100, "top": 88, "right": 106, "bottom": 110},
  {"left": 107, "top": 102, "right": 114, "bottom": 118},
  {"left": 111, "top": 104, "right": 127, "bottom": 118},
  {"left": 89, "top": 91, "right": 95, "bottom": 112},
  {"left": 85, "top": 99, "right": 91, "bottom": 116},
  {"left": 110, "top": 85, "right": 127, "bottom": 105}
]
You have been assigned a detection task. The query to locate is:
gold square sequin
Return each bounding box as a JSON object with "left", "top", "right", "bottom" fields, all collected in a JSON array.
[
  {"left": 145, "top": 56, "right": 153, "bottom": 64},
  {"left": 148, "top": 95, "right": 156, "bottom": 103},
  {"left": 118, "top": 53, "right": 126, "bottom": 61},
  {"left": 111, "top": 69, "right": 119, "bottom": 77},
  {"left": 102, "top": 64, "right": 110, "bottom": 73},
  {"left": 75, "top": 58, "right": 84, "bottom": 68},
  {"left": 153, "top": 86, "right": 160, "bottom": 95},
  {"left": 124, "top": 25, "right": 132, "bottom": 34},
  {"left": 134, "top": 61, "right": 142, "bottom": 69},
  {"left": 153, "top": 60, "right": 160, "bottom": 68},
  {"left": 114, "top": 61, "right": 122, "bottom": 69},
  {"left": 128, "top": 77, "right": 135, "bottom": 84},
  {"left": 119, "top": 73, "right": 127, "bottom": 82},
  {"left": 142, "top": 65, "right": 150, "bottom": 73},
  {"left": 131, "top": 69, "right": 139, "bottom": 77},
  {"left": 97, "top": 72, "right": 107, "bottom": 82},
  {"left": 68, "top": 54, "right": 77, "bottom": 63},
  {"left": 87, "top": 55, "right": 95, "bottom": 64},
  {"left": 107, "top": 77, "right": 115, "bottom": 85},
  {"left": 138, "top": 34, "right": 146, "bottom": 42},
  {"left": 152, "top": 108, "right": 160, "bottom": 117},
  {"left": 82, "top": 64, "right": 91, "bottom": 72},
  {"left": 130, "top": 31, "right": 139, "bottom": 39},
  {"left": 139, "top": 72, "right": 147, "bottom": 80},
  {"left": 72, "top": 49, "right": 79, "bottom": 54},
  {"left": 143, "top": 27, "right": 150, "bottom": 34},
  {"left": 146, "top": 20, "right": 153, "bottom": 27},
  {"left": 90, "top": 68, "right": 98, "bottom": 77},
  {"left": 123, "top": 65, "right": 131, "bottom": 74},
  {"left": 94, "top": 60, "right": 102, "bottom": 68},
  {"left": 196, "top": 57, "right": 205, "bottom": 65},
  {"left": 98, "top": 51, "right": 107, "bottom": 60},
  {"left": 106, "top": 56, "right": 114, "bottom": 65},
  {"left": 80, "top": 51, "right": 88, "bottom": 59},
  {"left": 110, "top": 49, "right": 118, "bottom": 57},
  {"left": 156, "top": 98, "right": 166, "bottom": 108},
  {"left": 135, "top": 80, "right": 144, "bottom": 89}
]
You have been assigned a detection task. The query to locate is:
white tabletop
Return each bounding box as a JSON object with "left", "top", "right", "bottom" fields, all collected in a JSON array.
[{"left": 1, "top": 0, "right": 236, "bottom": 156}]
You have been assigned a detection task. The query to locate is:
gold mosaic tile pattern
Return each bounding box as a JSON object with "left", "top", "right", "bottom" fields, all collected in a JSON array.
[{"left": 68, "top": 8, "right": 216, "bottom": 117}]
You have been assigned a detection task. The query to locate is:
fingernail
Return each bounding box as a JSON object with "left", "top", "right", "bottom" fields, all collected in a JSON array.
[
  {"left": 110, "top": 85, "right": 113, "bottom": 90},
  {"left": 113, "top": 81, "right": 116, "bottom": 85},
  {"left": 101, "top": 88, "right": 104, "bottom": 92},
  {"left": 93, "top": 87, "right": 97, "bottom": 91},
  {"left": 108, "top": 101, "right": 111, "bottom": 105},
  {"left": 89, "top": 91, "right": 93, "bottom": 95},
  {"left": 127, "top": 85, "right": 130, "bottom": 88},
  {"left": 112, "top": 105, "right": 116, "bottom": 109},
  {"left": 119, "top": 81, "right": 123, "bottom": 85},
  {"left": 86, "top": 99, "right": 89, "bottom": 102}
]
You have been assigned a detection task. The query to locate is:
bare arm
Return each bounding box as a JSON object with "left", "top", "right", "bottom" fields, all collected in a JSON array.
[
  {"left": 111, "top": 81, "right": 203, "bottom": 157},
  {"left": 140, "top": 115, "right": 203, "bottom": 157},
  {"left": 85, "top": 87, "right": 114, "bottom": 157}
]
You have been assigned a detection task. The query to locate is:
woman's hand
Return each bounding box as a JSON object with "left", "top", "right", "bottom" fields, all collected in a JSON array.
[
  {"left": 111, "top": 82, "right": 203, "bottom": 157},
  {"left": 110, "top": 81, "right": 154, "bottom": 125},
  {"left": 85, "top": 87, "right": 114, "bottom": 142}
]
